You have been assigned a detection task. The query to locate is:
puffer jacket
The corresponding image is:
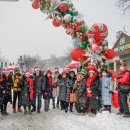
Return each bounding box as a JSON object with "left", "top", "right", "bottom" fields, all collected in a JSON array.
[
  {"left": 33, "top": 71, "right": 46, "bottom": 94},
  {"left": 58, "top": 78, "right": 70, "bottom": 102},
  {"left": 1, "top": 73, "right": 13, "bottom": 103},
  {"left": 87, "top": 76, "right": 101, "bottom": 110},
  {"left": 43, "top": 75, "right": 53, "bottom": 99},
  {"left": 12, "top": 74, "right": 22, "bottom": 92},
  {"left": 74, "top": 80, "right": 87, "bottom": 104},
  {"left": 19, "top": 75, "right": 34, "bottom": 107},
  {"left": 117, "top": 68, "right": 130, "bottom": 85},
  {"left": 100, "top": 73, "right": 114, "bottom": 105}
]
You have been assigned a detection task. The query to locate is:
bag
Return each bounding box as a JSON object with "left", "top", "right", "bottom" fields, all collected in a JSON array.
[
  {"left": 70, "top": 91, "right": 76, "bottom": 103},
  {"left": 112, "top": 92, "right": 119, "bottom": 108},
  {"left": 119, "top": 84, "right": 130, "bottom": 93}
]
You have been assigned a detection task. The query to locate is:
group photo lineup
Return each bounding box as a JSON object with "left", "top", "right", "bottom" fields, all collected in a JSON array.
[{"left": 0, "top": 0, "right": 130, "bottom": 130}]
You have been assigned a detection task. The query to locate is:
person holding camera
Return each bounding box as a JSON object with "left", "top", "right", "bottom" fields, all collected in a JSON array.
[{"left": 116, "top": 61, "right": 130, "bottom": 118}]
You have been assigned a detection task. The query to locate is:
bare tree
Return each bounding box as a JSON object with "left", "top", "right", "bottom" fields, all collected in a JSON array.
[
  {"left": 116, "top": 0, "right": 130, "bottom": 14},
  {"left": 17, "top": 54, "right": 45, "bottom": 70}
]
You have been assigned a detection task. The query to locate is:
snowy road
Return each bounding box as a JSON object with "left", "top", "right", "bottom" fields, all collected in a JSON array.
[{"left": 0, "top": 103, "right": 130, "bottom": 130}]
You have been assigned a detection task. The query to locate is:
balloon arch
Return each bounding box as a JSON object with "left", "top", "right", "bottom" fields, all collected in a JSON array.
[{"left": 32, "top": 0, "right": 115, "bottom": 70}]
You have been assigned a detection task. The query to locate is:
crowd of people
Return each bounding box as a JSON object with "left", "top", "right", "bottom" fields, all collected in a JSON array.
[{"left": 0, "top": 60, "right": 130, "bottom": 118}]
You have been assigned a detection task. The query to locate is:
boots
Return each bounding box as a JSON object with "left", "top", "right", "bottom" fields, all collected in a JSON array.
[
  {"left": 17, "top": 107, "right": 22, "bottom": 113},
  {"left": 24, "top": 109, "right": 27, "bottom": 115},
  {"left": 13, "top": 108, "right": 17, "bottom": 113},
  {"left": 28, "top": 110, "right": 31, "bottom": 114}
]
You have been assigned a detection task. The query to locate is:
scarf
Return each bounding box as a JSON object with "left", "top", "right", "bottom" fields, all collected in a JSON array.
[
  {"left": 48, "top": 77, "right": 52, "bottom": 88},
  {"left": 86, "top": 74, "right": 96, "bottom": 88},
  {"left": 26, "top": 77, "right": 34, "bottom": 101}
]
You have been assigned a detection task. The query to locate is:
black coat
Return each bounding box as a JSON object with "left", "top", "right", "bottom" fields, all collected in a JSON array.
[
  {"left": 43, "top": 76, "right": 53, "bottom": 99},
  {"left": 58, "top": 78, "right": 70, "bottom": 102},
  {"left": 33, "top": 72, "right": 46, "bottom": 94},
  {"left": 87, "top": 76, "right": 101, "bottom": 110},
  {"left": 1, "top": 74, "right": 13, "bottom": 103},
  {"left": 19, "top": 76, "right": 34, "bottom": 107}
]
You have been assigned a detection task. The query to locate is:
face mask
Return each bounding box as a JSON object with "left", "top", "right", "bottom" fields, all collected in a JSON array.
[
  {"left": 102, "top": 72, "right": 106, "bottom": 76},
  {"left": 120, "top": 67, "right": 124, "bottom": 71}
]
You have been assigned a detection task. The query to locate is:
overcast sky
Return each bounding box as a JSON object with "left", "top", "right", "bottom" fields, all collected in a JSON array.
[{"left": 0, "top": 0, "right": 130, "bottom": 62}]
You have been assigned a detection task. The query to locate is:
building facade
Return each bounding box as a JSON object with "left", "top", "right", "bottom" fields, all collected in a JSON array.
[{"left": 112, "top": 32, "right": 130, "bottom": 73}]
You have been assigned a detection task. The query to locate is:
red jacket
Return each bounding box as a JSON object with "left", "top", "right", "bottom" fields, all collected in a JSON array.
[{"left": 117, "top": 68, "right": 130, "bottom": 85}]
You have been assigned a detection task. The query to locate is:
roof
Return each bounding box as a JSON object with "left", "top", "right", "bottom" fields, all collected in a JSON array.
[{"left": 112, "top": 32, "right": 130, "bottom": 49}]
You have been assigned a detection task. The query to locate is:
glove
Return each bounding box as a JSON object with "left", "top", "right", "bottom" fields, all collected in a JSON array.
[{"left": 109, "top": 91, "right": 114, "bottom": 94}]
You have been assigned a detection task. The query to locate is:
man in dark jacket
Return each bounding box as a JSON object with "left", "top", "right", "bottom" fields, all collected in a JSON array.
[
  {"left": 116, "top": 61, "right": 130, "bottom": 118},
  {"left": 32, "top": 67, "right": 46, "bottom": 113},
  {"left": 1, "top": 68, "right": 13, "bottom": 115}
]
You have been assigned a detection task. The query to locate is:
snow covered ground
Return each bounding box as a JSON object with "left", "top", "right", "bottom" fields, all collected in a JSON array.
[{"left": 0, "top": 103, "right": 130, "bottom": 130}]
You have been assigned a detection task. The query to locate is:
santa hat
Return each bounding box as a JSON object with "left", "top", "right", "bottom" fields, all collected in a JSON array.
[
  {"left": 24, "top": 70, "right": 30, "bottom": 75},
  {"left": 89, "top": 70, "right": 95, "bottom": 74},
  {"left": 87, "top": 64, "right": 97, "bottom": 72},
  {"left": 34, "top": 66, "right": 40, "bottom": 72},
  {"left": 46, "top": 70, "right": 52, "bottom": 74}
]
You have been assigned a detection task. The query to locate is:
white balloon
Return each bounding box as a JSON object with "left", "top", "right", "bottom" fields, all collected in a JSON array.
[{"left": 64, "top": 14, "right": 72, "bottom": 23}]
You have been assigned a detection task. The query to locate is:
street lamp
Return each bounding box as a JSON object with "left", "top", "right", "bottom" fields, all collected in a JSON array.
[{"left": 18, "top": 56, "right": 26, "bottom": 73}]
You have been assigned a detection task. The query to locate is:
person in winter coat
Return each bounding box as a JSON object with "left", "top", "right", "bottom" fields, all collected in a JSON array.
[
  {"left": 58, "top": 71, "right": 70, "bottom": 113},
  {"left": 100, "top": 70, "right": 114, "bottom": 113},
  {"left": 0, "top": 73, "right": 4, "bottom": 115},
  {"left": 68, "top": 71, "right": 76, "bottom": 112},
  {"left": 19, "top": 70, "right": 34, "bottom": 115},
  {"left": 52, "top": 68, "right": 60, "bottom": 109},
  {"left": 43, "top": 70, "right": 53, "bottom": 112},
  {"left": 32, "top": 67, "right": 46, "bottom": 113},
  {"left": 86, "top": 70, "right": 101, "bottom": 117},
  {"left": 1, "top": 68, "right": 13, "bottom": 115},
  {"left": 116, "top": 61, "right": 130, "bottom": 118},
  {"left": 73, "top": 72, "right": 87, "bottom": 115},
  {"left": 12, "top": 67, "right": 22, "bottom": 113}
]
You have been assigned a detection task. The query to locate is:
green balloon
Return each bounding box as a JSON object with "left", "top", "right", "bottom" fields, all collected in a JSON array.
[
  {"left": 80, "top": 44, "right": 86, "bottom": 49},
  {"left": 104, "top": 64, "right": 109, "bottom": 69},
  {"left": 69, "top": 3, "right": 73, "bottom": 8},
  {"left": 40, "top": 8, "right": 45, "bottom": 13},
  {"left": 86, "top": 40, "right": 90, "bottom": 45},
  {"left": 82, "top": 40, "right": 87, "bottom": 45},
  {"left": 80, "top": 24, "right": 87, "bottom": 33},
  {"left": 72, "top": 11, "right": 77, "bottom": 17},
  {"left": 45, "top": 3, "right": 51, "bottom": 8}
]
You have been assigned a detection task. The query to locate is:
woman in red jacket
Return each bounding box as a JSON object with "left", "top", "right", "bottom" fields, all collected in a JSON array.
[{"left": 116, "top": 61, "right": 130, "bottom": 118}]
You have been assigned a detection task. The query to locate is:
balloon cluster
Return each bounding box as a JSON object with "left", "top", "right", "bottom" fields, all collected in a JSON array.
[{"left": 32, "top": 0, "right": 115, "bottom": 69}]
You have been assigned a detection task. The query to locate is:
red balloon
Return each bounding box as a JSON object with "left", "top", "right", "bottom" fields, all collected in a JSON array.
[
  {"left": 34, "top": 0, "right": 41, "bottom": 2},
  {"left": 59, "top": 3, "right": 69, "bottom": 12},
  {"left": 104, "top": 49, "right": 115, "bottom": 59},
  {"left": 32, "top": 1, "right": 39, "bottom": 9},
  {"left": 70, "top": 48, "right": 87, "bottom": 61},
  {"left": 52, "top": 19, "right": 62, "bottom": 27},
  {"left": 75, "top": 26, "right": 81, "bottom": 32}
]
